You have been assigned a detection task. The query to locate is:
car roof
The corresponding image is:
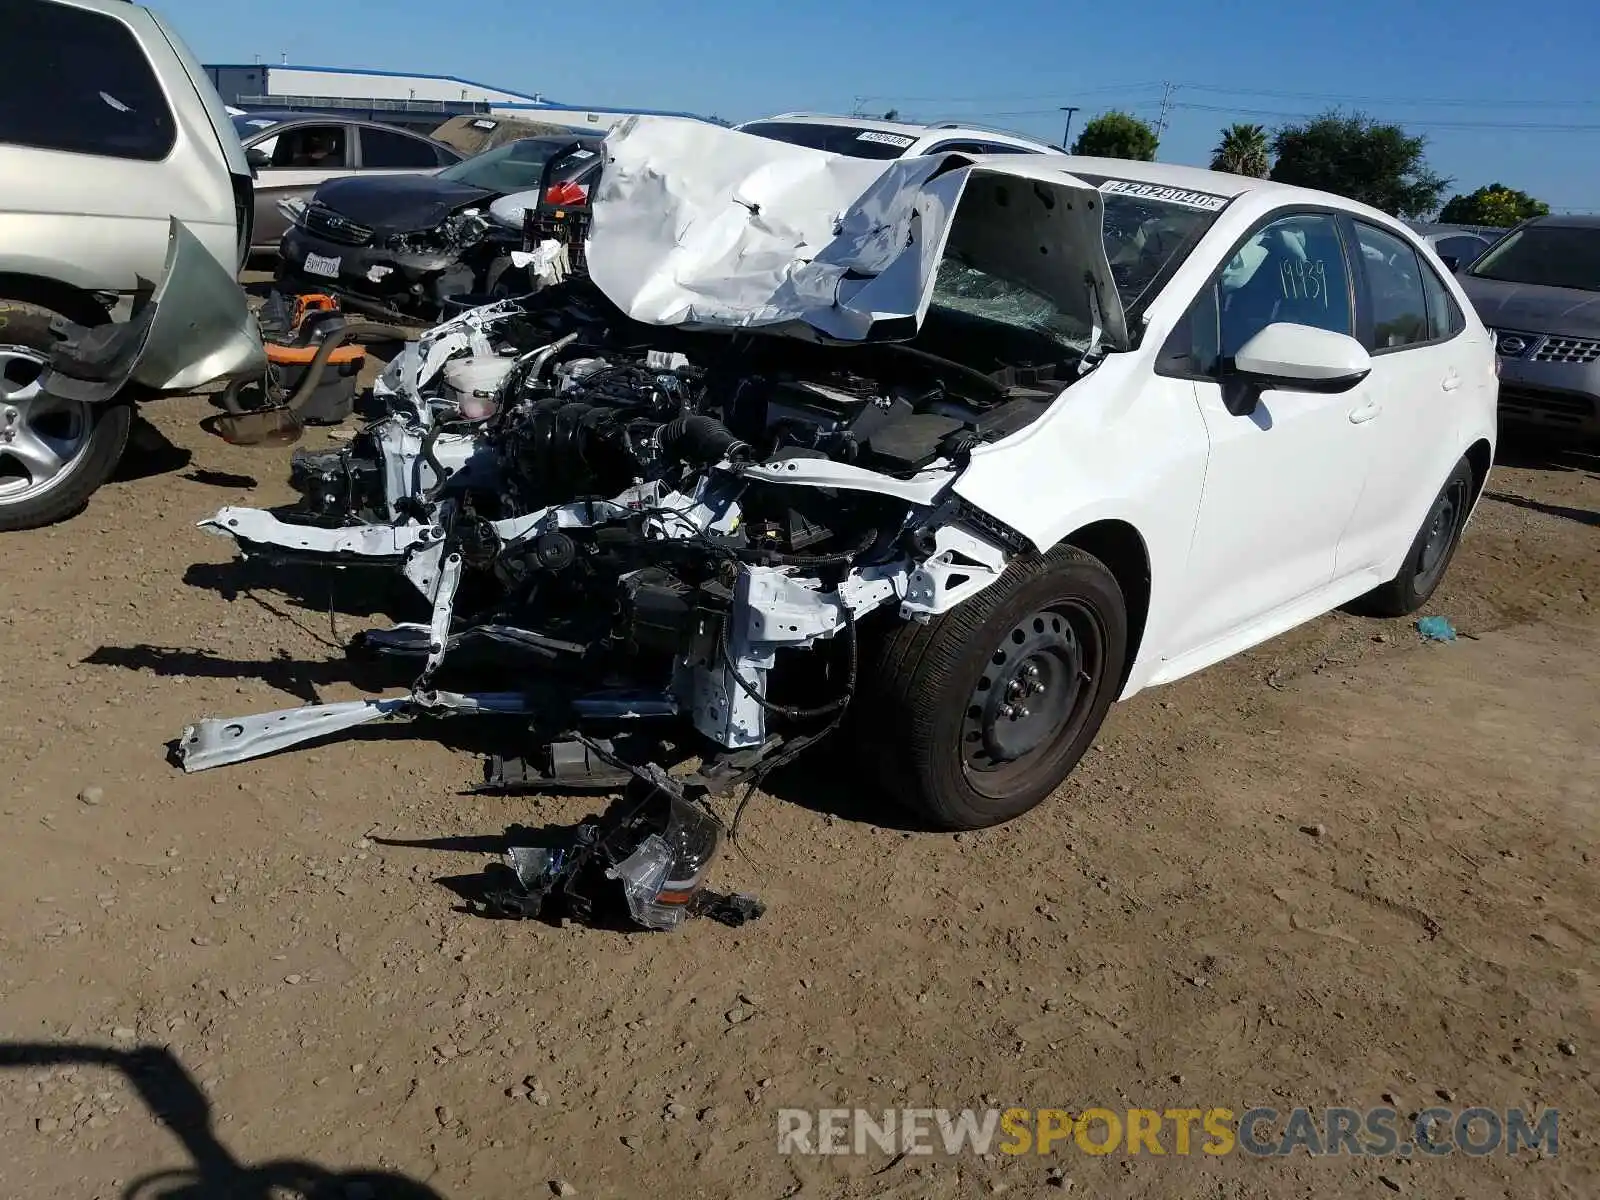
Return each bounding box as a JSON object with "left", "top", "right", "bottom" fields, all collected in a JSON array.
[
  {"left": 963, "top": 153, "right": 1412, "bottom": 223},
  {"left": 1524, "top": 213, "right": 1600, "bottom": 230},
  {"left": 741, "top": 112, "right": 1053, "bottom": 148},
  {"left": 486, "top": 134, "right": 607, "bottom": 153},
  {"left": 235, "top": 110, "right": 450, "bottom": 135},
  {"left": 744, "top": 113, "right": 935, "bottom": 138}
]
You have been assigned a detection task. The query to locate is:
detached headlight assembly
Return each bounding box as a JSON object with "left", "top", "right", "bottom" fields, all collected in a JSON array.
[{"left": 447, "top": 211, "right": 490, "bottom": 249}]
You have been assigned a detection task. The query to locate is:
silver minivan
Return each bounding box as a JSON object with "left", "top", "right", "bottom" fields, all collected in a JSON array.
[{"left": 0, "top": 0, "right": 254, "bottom": 530}]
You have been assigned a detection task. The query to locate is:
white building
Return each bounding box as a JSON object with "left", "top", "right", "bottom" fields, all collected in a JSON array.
[{"left": 204, "top": 63, "right": 711, "bottom": 134}]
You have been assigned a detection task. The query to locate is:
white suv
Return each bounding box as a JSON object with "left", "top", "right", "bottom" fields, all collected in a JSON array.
[
  {"left": 0, "top": 0, "right": 253, "bottom": 530},
  {"left": 734, "top": 112, "right": 1057, "bottom": 159}
]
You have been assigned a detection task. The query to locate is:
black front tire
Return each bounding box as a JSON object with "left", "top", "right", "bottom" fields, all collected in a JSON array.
[
  {"left": 1350, "top": 455, "right": 1475, "bottom": 618},
  {"left": 0, "top": 298, "right": 131, "bottom": 532},
  {"left": 857, "top": 544, "right": 1129, "bottom": 830}
]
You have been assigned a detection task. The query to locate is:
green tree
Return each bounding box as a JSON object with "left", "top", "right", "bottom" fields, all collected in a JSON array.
[
  {"left": 1070, "top": 110, "right": 1159, "bottom": 161},
  {"left": 1269, "top": 110, "right": 1450, "bottom": 218},
  {"left": 1438, "top": 183, "right": 1550, "bottom": 227},
  {"left": 1210, "top": 123, "right": 1270, "bottom": 178}
]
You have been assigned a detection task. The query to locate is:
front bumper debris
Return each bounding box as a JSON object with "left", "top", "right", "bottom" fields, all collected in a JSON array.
[{"left": 478, "top": 757, "right": 763, "bottom": 931}]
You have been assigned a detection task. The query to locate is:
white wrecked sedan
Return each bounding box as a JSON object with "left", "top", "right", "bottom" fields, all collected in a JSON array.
[{"left": 178, "top": 118, "right": 1498, "bottom": 830}]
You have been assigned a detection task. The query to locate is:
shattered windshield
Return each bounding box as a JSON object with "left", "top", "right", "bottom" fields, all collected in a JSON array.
[
  {"left": 931, "top": 179, "right": 1225, "bottom": 349},
  {"left": 738, "top": 121, "right": 915, "bottom": 160},
  {"left": 1467, "top": 224, "right": 1600, "bottom": 292},
  {"left": 440, "top": 139, "right": 570, "bottom": 192}
]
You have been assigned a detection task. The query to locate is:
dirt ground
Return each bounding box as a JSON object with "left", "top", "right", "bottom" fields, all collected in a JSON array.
[{"left": 1, "top": 390, "right": 1596, "bottom": 1199}]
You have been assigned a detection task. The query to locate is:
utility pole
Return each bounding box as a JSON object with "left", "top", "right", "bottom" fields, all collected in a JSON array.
[
  {"left": 1153, "top": 81, "right": 1177, "bottom": 140},
  {"left": 1059, "top": 105, "right": 1080, "bottom": 149}
]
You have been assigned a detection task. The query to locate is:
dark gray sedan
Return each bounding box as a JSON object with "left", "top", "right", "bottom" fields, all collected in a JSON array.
[
  {"left": 233, "top": 112, "right": 463, "bottom": 253},
  {"left": 1456, "top": 214, "right": 1600, "bottom": 440}
]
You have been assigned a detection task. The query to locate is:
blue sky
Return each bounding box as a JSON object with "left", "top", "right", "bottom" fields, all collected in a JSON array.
[{"left": 164, "top": 0, "right": 1600, "bottom": 211}]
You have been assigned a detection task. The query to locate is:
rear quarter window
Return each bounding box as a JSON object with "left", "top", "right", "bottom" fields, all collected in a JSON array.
[{"left": 0, "top": 0, "right": 177, "bottom": 162}]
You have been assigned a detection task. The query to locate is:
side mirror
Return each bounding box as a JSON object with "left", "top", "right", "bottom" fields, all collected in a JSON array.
[
  {"left": 245, "top": 146, "right": 271, "bottom": 170},
  {"left": 1223, "top": 322, "right": 1372, "bottom": 415},
  {"left": 1439, "top": 254, "right": 1460, "bottom": 272}
]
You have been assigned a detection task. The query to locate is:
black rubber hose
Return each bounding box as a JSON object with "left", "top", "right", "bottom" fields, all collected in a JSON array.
[
  {"left": 419, "top": 422, "right": 450, "bottom": 501},
  {"left": 656, "top": 414, "right": 750, "bottom": 467},
  {"left": 217, "top": 379, "right": 246, "bottom": 416},
  {"left": 718, "top": 602, "right": 858, "bottom": 721},
  {"left": 282, "top": 320, "right": 414, "bottom": 416}
]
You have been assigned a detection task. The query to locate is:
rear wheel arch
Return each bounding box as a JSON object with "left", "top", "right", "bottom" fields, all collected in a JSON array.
[
  {"left": 0, "top": 275, "right": 110, "bottom": 330},
  {"left": 1464, "top": 438, "right": 1493, "bottom": 508}
]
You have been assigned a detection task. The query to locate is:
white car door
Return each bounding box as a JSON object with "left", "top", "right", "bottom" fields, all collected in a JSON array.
[
  {"left": 1334, "top": 220, "right": 1472, "bottom": 576},
  {"left": 1158, "top": 211, "right": 1376, "bottom": 658}
]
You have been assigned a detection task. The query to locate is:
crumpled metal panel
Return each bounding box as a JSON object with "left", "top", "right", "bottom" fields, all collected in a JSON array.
[
  {"left": 135, "top": 217, "right": 268, "bottom": 392},
  {"left": 586, "top": 116, "right": 1127, "bottom": 349}
]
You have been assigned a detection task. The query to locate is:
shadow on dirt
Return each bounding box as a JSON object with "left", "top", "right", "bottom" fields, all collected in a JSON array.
[
  {"left": 180, "top": 468, "right": 260, "bottom": 489},
  {"left": 1483, "top": 490, "right": 1600, "bottom": 528},
  {"left": 113, "top": 415, "right": 192, "bottom": 484},
  {"left": 81, "top": 643, "right": 402, "bottom": 705},
  {"left": 182, "top": 557, "right": 424, "bottom": 624},
  {"left": 0, "top": 1042, "right": 446, "bottom": 1200},
  {"left": 1493, "top": 431, "right": 1599, "bottom": 475},
  {"left": 692, "top": 736, "right": 936, "bottom": 831}
]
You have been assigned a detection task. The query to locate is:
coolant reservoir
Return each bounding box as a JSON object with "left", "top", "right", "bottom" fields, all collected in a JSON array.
[{"left": 442, "top": 355, "right": 517, "bottom": 419}]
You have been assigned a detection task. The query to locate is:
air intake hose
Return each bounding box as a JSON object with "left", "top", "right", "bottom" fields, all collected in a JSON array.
[{"left": 655, "top": 414, "right": 751, "bottom": 467}]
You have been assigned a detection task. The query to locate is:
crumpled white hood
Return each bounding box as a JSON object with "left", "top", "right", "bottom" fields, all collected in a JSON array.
[{"left": 585, "top": 117, "right": 1127, "bottom": 348}]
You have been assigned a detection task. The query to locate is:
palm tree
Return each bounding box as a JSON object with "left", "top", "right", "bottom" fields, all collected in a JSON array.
[{"left": 1210, "top": 123, "right": 1270, "bottom": 178}]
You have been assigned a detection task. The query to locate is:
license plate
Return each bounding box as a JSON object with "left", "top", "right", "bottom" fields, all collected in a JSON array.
[{"left": 302, "top": 252, "right": 342, "bottom": 279}]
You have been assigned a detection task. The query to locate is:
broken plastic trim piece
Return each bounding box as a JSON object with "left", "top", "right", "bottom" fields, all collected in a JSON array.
[{"left": 40, "top": 218, "right": 266, "bottom": 403}]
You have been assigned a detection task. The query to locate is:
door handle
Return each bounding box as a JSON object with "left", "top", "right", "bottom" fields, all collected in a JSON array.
[
  {"left": 1441, "top": 372, "right": 1462, "bottom": 392},
  {"left": 1348, "top": 400, "right": 1381, "bottom": 424}
]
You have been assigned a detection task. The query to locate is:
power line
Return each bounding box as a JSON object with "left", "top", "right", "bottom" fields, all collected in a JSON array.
[
  {"left": 852, "top": 82, "right": 1161, "bottom": 106},
  {"left": 859, "top": 80, "right": 1600, "bottom": 116},
  {"left": 1172, "top": 100, "right": 1600, "bottom": 133},
  {"left": 1176, "top": 82, "right": 1600, "bottom": 109}
]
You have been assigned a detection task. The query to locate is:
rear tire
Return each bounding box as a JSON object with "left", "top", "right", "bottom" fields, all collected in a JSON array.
[
  {"left": 856, "top": 544, "right": 1129, "bottom": 830},
  {"left": 1350, "top": 455, "right": 1475, "bottom": 618},
  {"left": 0, "top": 298, "right": 131, "bottom": 532}
]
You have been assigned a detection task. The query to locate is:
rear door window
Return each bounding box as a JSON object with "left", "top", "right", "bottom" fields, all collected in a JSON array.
[
  {"left": 1354, "top": 223, "right": 1430, "bottom": 351},
  {"left": 1420, "top": 257, "right": 1467, "bottom": 340},
  {"left": 0, "top": 0, "right": 176, "bottom": 161},
  {"left": 1436, "top": 235, "right": 1487, "bottom": 267},
  {"left": 269, "top": 125, "right": 349, "bottom": 170},
  {"left": 359, "top": 126, "right": 441, "bottom": 169},
  {"left": 736, "top": 121, "right": 914, "bottom": 159}
]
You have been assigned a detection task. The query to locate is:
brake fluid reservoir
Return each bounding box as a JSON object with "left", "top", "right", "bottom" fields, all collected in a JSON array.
[{"left": 442, "top": 355, "right": 517, "bottom": 419}]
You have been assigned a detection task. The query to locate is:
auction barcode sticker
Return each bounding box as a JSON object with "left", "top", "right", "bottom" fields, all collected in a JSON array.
[
  {"left": 857, "top": 131, "right": 917, "bottom": 148},
  {"left": 1098, "top": 179, "right": 1229, "bottom": 211}
]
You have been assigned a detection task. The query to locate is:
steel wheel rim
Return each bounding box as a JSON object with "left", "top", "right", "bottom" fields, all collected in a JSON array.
[
  {"left": 961, "top": 601, "right": 1107, "bottom": 798},
  {"left": 0, "top": 345, "right": 92, "bottom": 503},
  {"left": 1417, "top": 476, "right": 1468, "bottom": 580}
]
